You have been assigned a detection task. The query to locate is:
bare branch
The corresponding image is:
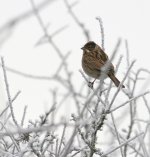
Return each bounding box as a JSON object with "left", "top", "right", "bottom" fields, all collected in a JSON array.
[
  {"left": 64, "top": 0, "right": 90, "bottom": 41},
  {"left": 96, "top": 17, "right": 105, "bottom": 51},
  {"left": 1, "top": 57, "right": 19, "bottom": 127},
  {"left": 101, "top": 133, "right": 144, "bottom": 157},
  {"left": 110, "top": 91, "right": 150, "bottom": 113}
]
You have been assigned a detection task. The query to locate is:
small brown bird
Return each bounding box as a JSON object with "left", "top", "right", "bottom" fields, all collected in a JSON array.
[{"left": 81, "top": 41, "right": 125, "bottom": 88}]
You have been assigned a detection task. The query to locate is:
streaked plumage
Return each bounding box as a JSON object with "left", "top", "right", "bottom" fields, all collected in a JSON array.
[{"left": 81, "top": 41, "right": 125, "bottom": 88}]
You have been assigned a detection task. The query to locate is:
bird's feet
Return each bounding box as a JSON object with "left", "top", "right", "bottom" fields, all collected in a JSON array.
[{"left": 88, "top": 81, "right": 94, "bottom": 89}]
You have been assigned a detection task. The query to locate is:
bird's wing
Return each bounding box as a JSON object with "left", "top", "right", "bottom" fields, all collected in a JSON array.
[
  {"left": 86, "top": 55, "right": 115, "bottom": 74},
  {"left": 95, "top": 48, "right": 108, "bottom": 62},
  {"left": 95, "top": 49, "right": 115, "bottom": 73},
  {"left": 86, "top": 56, "right": 104, "bottom": 71}
]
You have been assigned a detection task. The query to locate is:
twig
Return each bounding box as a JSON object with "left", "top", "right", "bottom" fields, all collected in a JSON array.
[
  {"left": 101, "top": 132, "right": 144, "bottom": 157},
  {"left": 108, "top": 60, "right": 136, "bottom": 110},
  {"left": 137, "top": 132, "right": 149, "bottom": 157},
  {"left": 21, "top": 105, "right": 28, "bottom": 126},
  {"left": 106, "top": 123, "right": 144, "bottom": 157},
  {"left": 0, "top": 90, "right": 21, "bottom": 117},
  {"left": 0, "top": 0, "right": 57, "bottom": 34},
  {"left": 0, "top": 122, "right": 79, "bottom": 138},
  {"left": 55, "top": 51, "right": 71, "bottom": 74},
  {"left": 61, "top": 127, "right": 77, "bottom": 157},
  {"left": 125, "top": 40, "right": 130, "bottom": 89},
  {"left": 110, "top": 91, "right": 150, "bottom": 113},
  {"left": 132, "top": 68, "right": 150, "bottom": 96},
  {"left": 1, "top": 57, "right": 19, "bottom": 127},
  {"left": 96, "top": 17, "right": 105, "bottom": 51},
  {"left": 105, "top": 55, "right": 123, "bottom": 104},
  {"left": 30, "top": 0, "right": 64, "bottom": 59},
  {"left": 0, "top": 64, "right": 54, "bottom": 80},
  {"left": 35, "top": 24, "right": 69, "bottom": 46},
  {"left": 111, "top": 113, "right": 124, "bottom": 157},
  {"left": 0, "top": 121, "right": 20, "bottom": 152},
  {"left": 79, "top": 69, "right": 89, "bottom": 83},
  {"left": 57, "top": 123, "right": 67, "bottom": 156},
  {"left": 64, "top": 0, "right": 90, "bottom": 41}
]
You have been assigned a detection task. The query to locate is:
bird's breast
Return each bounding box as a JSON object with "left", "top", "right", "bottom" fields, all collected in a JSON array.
[{"left": 82, "top": 55, "right": 100, "bottom": 79}]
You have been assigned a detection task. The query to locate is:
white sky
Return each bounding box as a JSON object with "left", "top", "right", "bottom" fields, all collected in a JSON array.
[{"left": 0, "top": 0, "right": 150, "bottom": 122}]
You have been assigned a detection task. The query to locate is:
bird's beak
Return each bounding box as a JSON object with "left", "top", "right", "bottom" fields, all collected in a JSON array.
[{"left": 81, "top": 47, "right": 84, "bottom": 50}]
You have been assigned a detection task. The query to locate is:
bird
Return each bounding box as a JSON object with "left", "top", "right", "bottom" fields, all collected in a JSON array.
[{"left": 81, "top": 41, "right": 125, "bottom": 88}]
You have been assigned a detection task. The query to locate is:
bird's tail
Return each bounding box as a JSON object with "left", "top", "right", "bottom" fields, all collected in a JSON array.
[{"left": 108, "top": 74, "right": 125, "bottom": 88}]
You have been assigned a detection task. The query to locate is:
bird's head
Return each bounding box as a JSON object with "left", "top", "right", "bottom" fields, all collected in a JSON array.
[{"left": 81, "top": 41, "right": 97, "bottom": 53}]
